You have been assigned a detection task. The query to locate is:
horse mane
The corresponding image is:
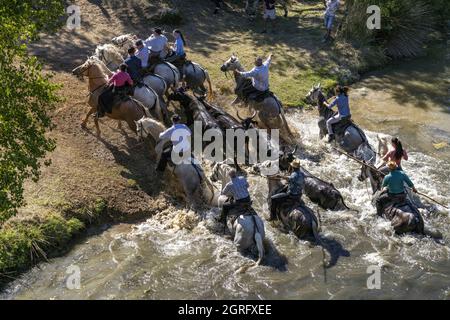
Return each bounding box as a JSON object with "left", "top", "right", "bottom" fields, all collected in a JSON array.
[
  {"left": 89, "top": 56, "right": 111, "bottom": 76},
  {"left": 95, "top": 44, "right": 123, "bottom": 66},
  {"left": 140, "top": 117, "right": 167, "bottom": 139}
]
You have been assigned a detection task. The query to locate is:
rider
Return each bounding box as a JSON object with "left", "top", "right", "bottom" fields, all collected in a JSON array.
[
  {"left": 220, "top": 169, "right": 252, "bottom": 221},
  {"left": 165, "top": 29, "right": 186, "bottom": 64},
  {"left": 124, "top": 47, "right": 143, "bottom": 83},
  {"left": 135, "top": 39, "right": 150, "bottom": 70},
  {"left": 375, "top": 161, "right": 417, "bottom": 216},
  {"left": 269, "top": 158, "right": 305, "bottom": 221},
  {"left": 233, "top": 53, "right": 273, "bottom": 104},
  {"left": 157, "top": 114, "right": 192, "bottom": 172},
  {"left": 382, "top": 137, "right": 408, "bottom": 171},
  {"left": 97, "top": 63, "right": 133, "bottom": 118},
  {"left": 144, "top": 28, "right": 169, "bottom": 70},
  {"left": 324, "top": 85, "right": 351, "bottom": 142}
]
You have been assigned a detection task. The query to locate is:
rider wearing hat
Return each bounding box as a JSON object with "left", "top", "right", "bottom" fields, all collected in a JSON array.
[
  {"left": 269, "top": 158, "right": 305, "bottom": 221},
  {"left": 375, "top": 161, "right": 417, "bottom": 216}
]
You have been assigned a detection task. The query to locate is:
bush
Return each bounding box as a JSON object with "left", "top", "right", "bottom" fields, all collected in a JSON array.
[
  {"left": 0, "top": 0, "right": 64, "bottom": 222},
  {"left": 341, "top": 0, "right": 439, "bottom": 59}
]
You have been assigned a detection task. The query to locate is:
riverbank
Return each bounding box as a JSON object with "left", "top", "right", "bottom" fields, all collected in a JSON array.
[{"left": 0, "top": 0, "right": 446, "bottom": 288}]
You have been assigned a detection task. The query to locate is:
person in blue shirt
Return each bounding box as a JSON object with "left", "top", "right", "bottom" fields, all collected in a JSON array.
[
  {"left": 166, "top": 29, "right": 186, "bottom": 64},
  {"left": 375, "top": 161, "right": 418, "bottom": 216},
  {"left": 269, "top": 158, "right": 305, "bottom": 221},
  {"left": 124, "top": 47, "right": 142, "bottom": 82},
  {"left": 324, "top": 85, "right": 351, "bottom": 142}
]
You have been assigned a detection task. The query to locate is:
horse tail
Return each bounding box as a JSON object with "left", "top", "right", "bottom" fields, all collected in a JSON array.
[
  {"left": 253, "top": 219, "right": 264, "bottom": 266},
  {"left": 277, "top": 101, "right": 295, "bottom": 142},
  {"left": 204, "top": 69, "right": 214, "bottom": 100},
  {"left": 311, "top": 219, "right": 322, "bottom": 246},
  {"left": 144, "top": 84, "right": 163, "bottom": 122}
]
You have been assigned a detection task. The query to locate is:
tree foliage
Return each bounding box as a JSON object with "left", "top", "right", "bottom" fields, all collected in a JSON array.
[
  {"left": 0, "top": 1, "right": 65, "bottom": 222},
  {"left": 341, "top": 0, "right": 442, "bottom": 59}
]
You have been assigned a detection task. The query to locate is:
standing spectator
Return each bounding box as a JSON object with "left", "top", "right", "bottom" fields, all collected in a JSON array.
[
  {"left": 323, "top": 0, "right": 340, "bottom": 42},
  {"left": 262, "top": 0, "right": 276, "bottom": 34}
]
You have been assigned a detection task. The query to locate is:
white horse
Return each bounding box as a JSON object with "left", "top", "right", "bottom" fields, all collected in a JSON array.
[
  {"left": 94, "top": 44, "right": 168, "bottom": 98},
  {"left": 112, "top": 34, "right": 213, "bottom": 98},
  {"left": 210, "top": 161, "right": 265, "bottom": 268},
  {"left": 135, "top": 117, "right": 218, "bottom": 207}
]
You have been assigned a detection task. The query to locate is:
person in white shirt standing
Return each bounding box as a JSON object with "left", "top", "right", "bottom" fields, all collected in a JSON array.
[
  {"left": 144, "top": 28, "right": 169, "bottom": 68},
  {"left": 323, "top": 0, "right": 340, "bottom": 42},
  {"left": 234, "top": 53, "right": 273, "bottom": 104}
]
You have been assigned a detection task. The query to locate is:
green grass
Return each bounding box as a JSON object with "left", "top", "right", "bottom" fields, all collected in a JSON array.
[{"left": 0, "top": 199, "right": 109, "bottom": 285}]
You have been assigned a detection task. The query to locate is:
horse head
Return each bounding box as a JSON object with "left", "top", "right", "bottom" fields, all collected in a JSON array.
[
  {"left": 305, "top": 83, "right": 322, "bottom": 105},
  {"left": 235, "top": 109, "right": 258, "bottom": 130},
  {"left": 72, "top": 56, "right": 98, "bottom": 80},
  {"left": 220, "top": 54, "right": 240, "bottom": 73}
]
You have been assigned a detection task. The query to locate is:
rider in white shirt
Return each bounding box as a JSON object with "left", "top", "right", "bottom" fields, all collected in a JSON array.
[{"left": 234, "top": 54, "right": 273, "bottom": 103}]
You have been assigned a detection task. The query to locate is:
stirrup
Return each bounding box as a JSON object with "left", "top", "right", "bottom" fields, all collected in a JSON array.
[{"left": 327, "top": 134, "right": 335, "bottom": 142}]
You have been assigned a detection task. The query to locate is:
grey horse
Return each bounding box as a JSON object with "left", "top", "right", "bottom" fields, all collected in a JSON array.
[
  {"left": 210, "top": 161, "right": 266, "bottom": 268},
  {"left": 111, "top": 34, "right": 213, "bottom": 98},
  {"left": 220, "top": 54, "right": 294, "bottom": 142},
  {"left": 135, "top": 117, "right": 218, "bottom": 208}
]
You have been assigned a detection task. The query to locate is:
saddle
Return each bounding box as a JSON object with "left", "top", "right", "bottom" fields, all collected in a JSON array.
[
  {"left": 236, "top": 79, "right": 272, "bottom": 103},
  {"left": 225, "top": 201, "right": 257, "bottom": 226},
  {"left": 331, "top": 116, "right": 353, "bottom": 136},
  {"left": 98, "top": 85, "right": 132, "bottom": 114},
  {"left": 276, "top": 195, "right": 304, "bottom": 218},
  {"left": 248, "top": 90, "right": 272, "bottom": 103}
]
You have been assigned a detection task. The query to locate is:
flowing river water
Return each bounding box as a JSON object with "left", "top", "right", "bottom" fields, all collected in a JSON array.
[{"left": 2, "top": 51, "right": 450, "bottom": 300}]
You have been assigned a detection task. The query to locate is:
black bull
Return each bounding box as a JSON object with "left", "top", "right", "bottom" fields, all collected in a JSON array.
[
  {"left": 277, "top": 149, "right": 351, "bottom": 211},
  {"left": 169, "top": 91, "right": 269, "bottom": 163}
]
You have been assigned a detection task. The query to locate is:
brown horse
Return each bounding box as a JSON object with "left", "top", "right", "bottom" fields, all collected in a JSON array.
[{"left": 72, "top": 56, "right": 149, "bottom": 137}]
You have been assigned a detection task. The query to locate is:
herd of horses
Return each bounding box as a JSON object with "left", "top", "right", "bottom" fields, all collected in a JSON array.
[{"left": 71, "top": 33, "right": 441, "bottom": 270}]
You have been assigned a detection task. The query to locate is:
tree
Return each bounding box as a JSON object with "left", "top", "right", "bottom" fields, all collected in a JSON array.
[
  {"left": 341, "top": 0, "right": 439, "bottom": 59},
  {"left": 0, "top": 0, "right": 65, "bottom": 222}
]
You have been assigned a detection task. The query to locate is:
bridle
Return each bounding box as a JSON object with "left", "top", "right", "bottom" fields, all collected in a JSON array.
[{"left": 76, "top": 60, "right": 108, "bottom": 96}]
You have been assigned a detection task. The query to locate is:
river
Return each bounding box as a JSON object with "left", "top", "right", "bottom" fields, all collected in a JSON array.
[{"left": 2, "top": 50, "right": 449, "bottom": 300}]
